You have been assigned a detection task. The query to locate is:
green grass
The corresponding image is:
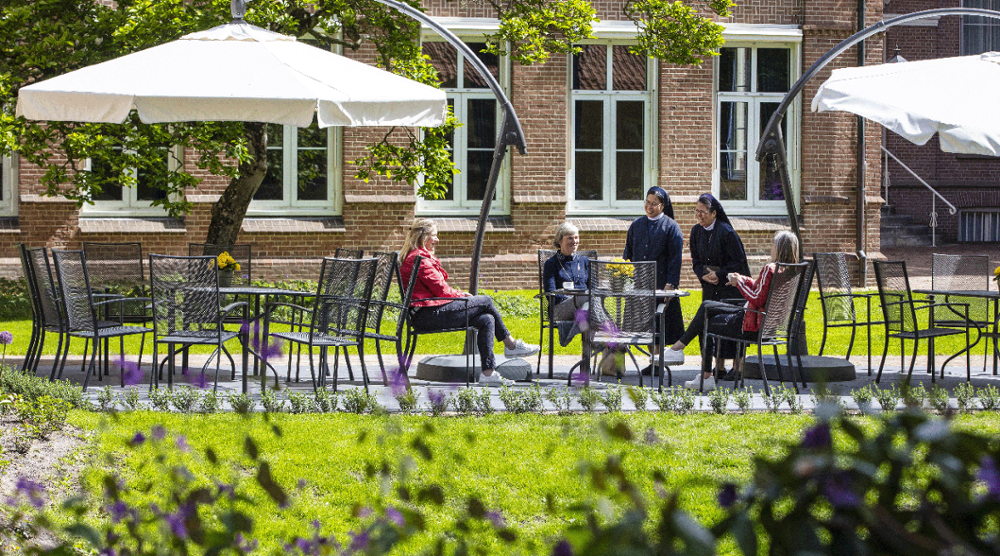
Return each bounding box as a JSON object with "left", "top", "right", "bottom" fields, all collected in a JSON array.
[
  {"left": 0, "top": 289, "right": 977, "bottom": 366},
  {"left": 66, "top": 411, "right": 1000, "bottom": 555}
]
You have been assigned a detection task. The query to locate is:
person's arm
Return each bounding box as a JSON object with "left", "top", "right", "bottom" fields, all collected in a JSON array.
[
  {"left": 736, "top": 264, "right": 774, "bottom": 305},
  {"left": 418, "top": 257, "right": 464, "bottom": 299},
  {"left": 719, "top": 227, "right": 749, "bottom": 285},
  {"left": 690, "top": 227, "right": 707, "bottom": 281},
  {"left": 542, "top": 257, "right": 560, "bottom": 293},
  {"left": 664, "top": 222, "right": 683, "bottom": 290}
]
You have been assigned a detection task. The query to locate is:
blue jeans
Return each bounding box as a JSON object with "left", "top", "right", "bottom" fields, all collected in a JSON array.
[{"left": 410, "top": 295, "right": 511, "bottom": 371}]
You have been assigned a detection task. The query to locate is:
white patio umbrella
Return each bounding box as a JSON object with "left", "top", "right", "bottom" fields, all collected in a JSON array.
[
  {"left": 811, "top": 51, "right": 1000, "bottom": 156},
  {"left": 16, "top": 21, "right": 446, "bottom": 128}
]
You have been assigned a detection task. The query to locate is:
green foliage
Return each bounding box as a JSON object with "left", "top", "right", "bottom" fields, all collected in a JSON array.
[
  {"left": 314, "top": 388, "right": 339, "bottom": 413},
  {"left": 545, "top": 386, "right": 573, "bottom": 415},
  {"left": 955, "top": 382, "right": 977, "bottom": 413},
  {"left": 10, "top": 424, "right": 35, "bottom": 454},
  {"left": 395, "top": 389, "right": 419, "bottom": 414},
  {"left": 473, "top": 388, "right": 494, "bottom": 415},
  {"left": 625, "top": 0, "right": 731, "bottom": 65},
  {"left": 0, "top": 368, "right": 86, "bottom": 409},
  {"left": 454, "top": 387, "right": 477, "bottom": 415},
  {"left": 260, "top": 388, "right": 286, "bottom": 413},
  {"left": 97, "top": 385, "right": 116, "bottom": 413},
  {"left": 928, "top": 384, "right": 950, "bottom": 413},
  {"left": 578, "top": 386, "right": 601, "bottom": 412},
  {"left": 199, "top": 389, "right": 221, "bottom": 414},
  {"left": 625, "top": 385, "right": 649, "bottom": 412},
  {"left": 486, "top": 290, "right": 536, "bottom": 319},
  {"left": 0, "top": 277, "right": 31, "bottom": 319},
  {"left": 342, "top": 387, "right": 378, "bottom": 414},
  {"left": 14, "top": 394, "right": 69, "bottom": 439},
  {"left": 122, "top": 388, "right": 143, "bottom": 411},
  {"left": 170, "top": 385, "right": 201, "bottom": 413},
  {"left": 762, "top": 386, "right": 782, "bottom": 413},
  {"left": 147, "top": 387, "right": 172, "bottom": 412},
  {"left": 484, "top": 0, "right": 597, "bottom": 64},
  {"left": 778, "top": 384, "right": 802, "bottom": 414},
  {"left": 900, "top": 381, "right": 927, "bottom": 409},
  {"left": 427, "top": 389, "right": 451, "bottom": 416},
  {"left": 851, "top": 384, "right": 874, "bottom": 410},
  {"left": 601, "top": 384, "right": 623, "bottom": 413},
  {"left": 980, "top": 384, "right": 1000, "bottom": 411},
  {"left": 286, "top": 390, "right": 317, "bottom": 414},
  {"left": 650, "top": 386, "right": 696, "bottom": 413},
  {"left": 707, "top": 386, "right": 731, "bottom": 414},
  {"left": 227, "top": 391, "right": 256, "bottom": 415},
  {"left": 733, "top": 387, "right": 752, "bottom": 413},
  {"left": 874, "top": 384, "right": 900, "bottom": 412}
]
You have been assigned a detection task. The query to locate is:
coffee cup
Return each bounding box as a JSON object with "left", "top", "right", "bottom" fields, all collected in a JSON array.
[{"left": 563, "top": 281, "right": 575, "bottom": 290}]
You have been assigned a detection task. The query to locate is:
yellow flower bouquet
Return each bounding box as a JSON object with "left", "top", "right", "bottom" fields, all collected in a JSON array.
[
  {"left": 994, "top": 265, "right": 1000, "bottom": 288},
  {"left": 607, "top": 257, "right": 635, "bottom": 279},
  {"left": 217, "top": 252, "right": 241, "bottom": 273}
]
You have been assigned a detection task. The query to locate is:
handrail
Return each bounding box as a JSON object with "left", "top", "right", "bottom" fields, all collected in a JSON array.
[{"left": 881, "top": 146, "right": 956, "bottom": 247}]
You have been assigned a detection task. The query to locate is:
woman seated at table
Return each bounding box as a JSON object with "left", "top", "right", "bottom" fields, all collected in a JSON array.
[
  {"left": 400, "top": 219, "right": 540, "bottom": 386},
  {"left": 542, "top": 222, "right": 591, "bottom": 347},
  {"left": 660, "top": 230, "right": 799, "bottom": 391}
]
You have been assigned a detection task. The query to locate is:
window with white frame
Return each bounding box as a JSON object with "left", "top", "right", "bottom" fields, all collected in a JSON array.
[
  {"left": 418, "top": 39, "right": 507, "bottom": 214},
  {"left": 250, "top": 123, "right": 340, "bottom": 214},
  {"left": 716, "top": 45, "right": 796, "bottom": 213},
  {"left": 83, "top": 146, "right": 178, "bottom": 216},
  {"left": 962, "top": 0, "right": 1000, "bottom": 55},
  {"left": 0, "top": 155, "right": 15, "bottom": 216},
  {"left": 570, "top": 43, "right": 654, "bottom": 213}
]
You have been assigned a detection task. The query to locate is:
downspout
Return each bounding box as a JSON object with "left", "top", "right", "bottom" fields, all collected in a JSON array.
[{"left": 856, "top": 0, "right": 868, "bottom": 287}]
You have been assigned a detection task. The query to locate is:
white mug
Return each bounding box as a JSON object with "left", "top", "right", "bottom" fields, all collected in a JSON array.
[{"left": 563, "top": 281, "right": 575, "bottom": 290}]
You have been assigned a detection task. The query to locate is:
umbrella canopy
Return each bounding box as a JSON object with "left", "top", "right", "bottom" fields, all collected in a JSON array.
[
  {"left": 16, "top": 22, "right": 447, "bottom": 128},
  {"left": 812, "top": 51, "right": 1000, "bottom": 156}
]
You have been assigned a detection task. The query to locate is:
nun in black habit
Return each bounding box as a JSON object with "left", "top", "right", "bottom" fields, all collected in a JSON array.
[{"left": 624, "top": 186, "right": 685, "bottom": 352}]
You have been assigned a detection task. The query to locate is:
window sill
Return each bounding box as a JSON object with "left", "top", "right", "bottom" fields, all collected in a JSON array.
[
  {"left": 0, "top": 217, "right": 20, "bottom": 233},
  {"left": 433, "top": 217, "right": 514, "bottom": 233},
  {"left": 241, "top": 217, "right": 345, "bottom": 233},
  {"left": 729, "top": 216, "right": 791, "bottom": 232},
  {"left": 79, "top": 218, "right": 186, "bottom": 234},
  {"left": 569, "top": 217, "right": 633, "bottom": 233}
]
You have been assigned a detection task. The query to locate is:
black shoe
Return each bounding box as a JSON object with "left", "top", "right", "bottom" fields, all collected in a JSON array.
[
  {"left": 721, "top": 368, "right": 739, "bottom": 381},
  {"left": 640, "top": 365, "right": 663, "bottom": 377}
]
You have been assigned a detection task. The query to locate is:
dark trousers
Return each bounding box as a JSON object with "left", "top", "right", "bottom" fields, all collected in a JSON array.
[
  {"left": 410, "top": 295, "right": 510, "bottom": 371},
  {"left": 679, "top": 301, "right": 752, "bottom": 375}
]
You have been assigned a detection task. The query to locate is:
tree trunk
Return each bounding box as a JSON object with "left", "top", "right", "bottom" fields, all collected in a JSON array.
[{"left": 206, "top": 121, "right": 267, "bottom": 246}]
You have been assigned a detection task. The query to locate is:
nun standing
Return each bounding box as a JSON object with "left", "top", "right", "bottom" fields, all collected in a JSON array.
[
  {"left": 623, "top": 186, "right": 686, "bottom": 365},
  {"left": 690, "top": 193, "right": 750, "bottom": 302}
]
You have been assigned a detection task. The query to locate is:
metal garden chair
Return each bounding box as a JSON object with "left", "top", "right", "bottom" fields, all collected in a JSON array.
[
  {"left": 931, "top": 253, "right": 993, "bottom": 372},
  {"left": 814, "top": 252, "right": 877, "bottom": 375},
  {"left": 535, "top": 248, "right": 598, "bottom": 378}
]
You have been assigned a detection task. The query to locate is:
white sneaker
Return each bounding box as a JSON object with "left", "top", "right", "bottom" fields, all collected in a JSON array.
[
  {"left": 479, "top": 372, "right": 513, "bottom": 386},
  {"left": 683, "top": 375, "right": 716, "bottom": 391},
  {"left": 662, "top": 347, "right": 685, "bottom": 364},
  {"left": 504, "top": 339, "right": 540, "bottom": 357}
]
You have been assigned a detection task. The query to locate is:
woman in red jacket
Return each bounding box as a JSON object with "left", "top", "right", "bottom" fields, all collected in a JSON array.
[
  {"left": 400, "top": 219, "right": 539, "bottom": 386},
  {"left": 659, "top": 230, "right": 799, "bottom": 391}
]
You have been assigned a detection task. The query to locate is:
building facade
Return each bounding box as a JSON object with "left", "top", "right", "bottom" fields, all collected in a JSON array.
[{"left": 1, "top": 0, "right": 888, "bottom": 288}]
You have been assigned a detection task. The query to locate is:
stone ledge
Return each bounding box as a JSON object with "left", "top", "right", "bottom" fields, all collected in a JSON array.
[
  {"left": 241, "top": 217, "right": 345, "bottom": 233},
  {"left": 570, "top": 217, "right": 632, "bottom": 233},
  {"left": 511, "top": 194, "right": 567, "bottom": 203},
  {"left": 433, "top": 217, "right": 514, "bottom": 233},
  {"left": 186, "top": 194, "right": 222, "bottom": 203},
  {"left": 344, "top": 194, "right": 416, "bottom": 204},
  {"left": 20, "top": 194, "right": 75, "bottom": 204},
  {"left": 79, "top": 218, "right": 186, "bottom": 234},
  {"left": 729, "top": 216, "right": 791, "bottom": 232},
  {"left": 803, "top": 195, "right": 851, "bottom": 205}
]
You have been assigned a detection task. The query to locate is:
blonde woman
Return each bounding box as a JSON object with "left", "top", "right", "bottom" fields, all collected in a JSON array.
[
  {"left": 542, "top": 222, "right": 590, "bottom": 346},
  {"left": 661, "top": 230, "right": 799, "bottom": 391},
  {"left": 400, "top": 219, "right": 539, "bottom": 386}
]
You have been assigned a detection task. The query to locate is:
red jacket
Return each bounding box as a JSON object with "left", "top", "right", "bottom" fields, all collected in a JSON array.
[
  {"left": 400, "top": 247, "right": 465, "bottom": 308},
  {"left": 735, "top": 263, "right": 775, "bottom": 332}
]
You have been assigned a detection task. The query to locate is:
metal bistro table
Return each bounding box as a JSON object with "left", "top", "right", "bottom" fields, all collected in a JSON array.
[
  {"left": 218, "top": 285, "right": 311, "bottom": 393},
  {"left": 547, "top": 288, "right": 689, "bottom": 387},
  {"left": 913, "top": 288, "right": 1000, "bottom": 375}
]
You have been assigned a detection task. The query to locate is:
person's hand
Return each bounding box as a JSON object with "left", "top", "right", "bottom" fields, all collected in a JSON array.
[
  {"left": 461, "top": 291, "right": 473, "bottom": 297},
  {"left": 727, "top": 274, "right": 743, "bottom": 287},
  {"left": 703, "top": 270, "right": 719, "bottom": 285}
]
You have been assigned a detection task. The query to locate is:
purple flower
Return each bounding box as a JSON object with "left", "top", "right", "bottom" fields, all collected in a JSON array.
[
  {"left": 428, "top": 389, "right": 446, "bottom": 407},
  {"left": 216, "top": 482, "right": 236, "bottom": 498},
  {"left": 386, "top": 506, "right": 405, "bottom": 527},
  {"left": 552, "top": 540, "right": 573, "bottom": 556},
  {"left": 980, "top": 455, "right": 1000, "bottom": 500},
  {"left": 802, "top": 423, "right": 832, "bottom": 450},
  {"left": 188, "top": 372, "right": 209, "bottom": 389},
  {"left": 348, "top": 530, "right": 370, "bottom": 552},
  {"left": 235, "top": 533, "right": 259, "bottom": 553},
  {"left": 107, "top": 500, "right": 130, "bottom": 523},
  {"left": 175, "top": 436, "right": 190, "bottom": 452},
  {"left": 486, "top": 510, "right": 506, "bottom": 528},
  {"left": 151, "top": 425, "right": 167, "bottom": 441},
  {"left": 574, "top": 308, "right": 589, "bottom": 330},
  {"left": 0, "top": 331, "right": 13, "bottom": 345},
  {"left": 388, "top": 367, "right": 409, "bottom": 397},
  {"left": 822, "top": 471, "right": 861, "bottom": 508},
  {"left": 165, "top": 510, "right": 188, "bottom": 539},
  {"left": 130, "top": 432, "right": 146, "bottom": 446},
  {"left": 570, "top": 370, "right": 589, "bottom": 386},
  {"left": 15, "top": 477, "right": 45, "bottom": 509},
  {"left": 116, "top": 357, "right": 143, "bottom": 386},
  {"left": 717, "top": 483, "right": 738, "bottom": 508}
]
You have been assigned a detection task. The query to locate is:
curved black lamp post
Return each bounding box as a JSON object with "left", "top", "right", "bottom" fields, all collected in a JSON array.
[{"left": 756, "top": 8, "right": 1000, "bottom": 263}]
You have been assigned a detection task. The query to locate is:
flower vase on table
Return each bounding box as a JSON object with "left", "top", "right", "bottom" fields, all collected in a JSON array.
[
  {"left": 610, "top": 275, "right": 627, "bottom": 293},
  {"left": 607, "top": 258, "right": 635, "bottom": 293},
  {"left": 219, "top": 269, "right": 234, "bottom": 288},
  {"left": 216, "top": 251, "right": 241, "bottom": 288}
]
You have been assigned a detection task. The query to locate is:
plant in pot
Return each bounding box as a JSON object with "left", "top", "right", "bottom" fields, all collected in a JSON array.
[
  {"left": 607, "top": 257, "right": 634, "bottom": 292},
  {"left": 216, "top": 251, "right": 241, "bottom": 287}
]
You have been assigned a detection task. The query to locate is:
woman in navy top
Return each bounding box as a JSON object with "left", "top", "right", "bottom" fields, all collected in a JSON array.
[
  {"left": 542, "top": 222, "right": 590, "bottom": 346},
  {"left": 624, "top": 186, "right": 685, "bottom": 351}
]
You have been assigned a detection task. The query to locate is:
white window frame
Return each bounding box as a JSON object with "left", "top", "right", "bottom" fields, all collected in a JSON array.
[
  {"left": 417, "top": 28, "right": 510, "bottom": 216},
  {"left": 713, "top": 38, "right": 801, "bottom": 216},
  {"left": 81, "top": 145, "right": 182, "bottom": 217},
  {"left": 247, "top": 125, "right": 342, "bottom": 216},
  {"left": 0, "top": 154, "right": 16, "bottom": 217},
  {"left": 568, "top": 40, "right": 657, "bottom": 216},
  {"left": 961, "top": 0, "right": 1000, "bottom": 55}
]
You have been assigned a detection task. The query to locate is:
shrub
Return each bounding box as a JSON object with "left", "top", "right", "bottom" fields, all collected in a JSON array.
[
  {"left": 955, "top": 382, "right": 977, "bottom": 413},
  {"left": 498, "top": 385, "right": 526, "bottom": 414},
  {"left": 147, "top": 387, "right": 172, "bottom": 412},
  {"left": 544, "top": 387, "right": 573, "bottom": 415},
  {"left": 314, "top": 388, "right": 338, "bottom": 413},
  {"left": 928, "top": 384, "right": 951, "bottom": 412},
  {"left": 473, "top": 389, "right": 494, "bottom": 415},
  {"left": 10, "top": 424, "right": 35, "bottom": 454},
  {"left": 260, "top": 388, "right": 286, "bottom": 413},
  {"left": 14, "top": 395, "right": 69, "bottom": 439},
  {"left": 707, "top": 387, "right": 731, "bottom": 414},
  {"left": 626, "top": 386, "right": 648, "bottom": 412},
  {"left": 762, "top": 386, "right": 782, "bottom": 413},
  {"left": 199, "top": 389, "right": 221, "bottom": 414},
  {"left": 122, "top": 388, "right": 143, "bottom": 411},
  {"left": 601, "top": 384, "right": 623, "bottom": 413},
  {"left": 0, "top": 277, "right": 32, "bottom": 320},
  {"left": 851, "top": 384, "right": 874, "bottom": 411},
  {"left": 900, "top": 382, "right": 927, "bottom": 409},
  {"left": 170, "top": 386, "right": 200, "bottom": 414},
  {"left": 778, "top": 384, "right": 802, "bottom": 414},
  {"left": 0, "top": 369, "right": 86, "bottom": 409},
  {"left": 97, "top": 385, "right": 116, "bottom": 413},
  {"left": 733, "top": 387, "right": 753, "bottom": 413},
  {"left": 286, "top": 390, "right": 316, "bottom": 414},
  {"left": 874, "top": 385, "right": 900, "bottom": 412},
  {"left": 454, "top": 388, "right": 477, "bottom": 415},
  {"left": 980, "top": 384, "right": 1000, "bottom": 411},
  {"left": 342, "top": 388, "right": 378, "bottom": 414},
  {"left": 227, "top": 392, "right": 256, "bottom": 414},
  {"left": 523, "top": 383, "right": 545, "bottom": 413},
  {"left": 395, "top": 389, "right": 419, "bottom": 414},
  {"left": 427, "top": 389, "right": 451, "bottom": 416},
  {"left": 486, "top": 290, "right": 535, "bottom": 318},
  {"left": 577, "top": 386, "right": 601, "bottom": 412}
]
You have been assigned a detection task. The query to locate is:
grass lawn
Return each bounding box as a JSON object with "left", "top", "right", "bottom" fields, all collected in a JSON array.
[
  {"left": 67, "top": 411, "right": 1000, "bottom": 555},
  {"left": 1, "top": 290, "right": 979, "bottom": 366}
]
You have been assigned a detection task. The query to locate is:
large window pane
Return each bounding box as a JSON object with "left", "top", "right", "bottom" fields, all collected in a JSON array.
[
  {"left": 963, "top": 0, "right": 1000, "bottom": 54},
  {"left": 575, "top": 153, "right": 603, "bottom": 200},
  {"left": 758, "top": 102, "right": 785, "bottom": 201},
  {"left": 464, "top": 43, "right": 499, "bottom": 89},
  {"left": 719, "top": 101, "right": 748, "bottom": 201},
  {"left": 575, "top": 100, "right": 604, "bottom": 149},
  {"left": 616, "top": 101, "right": 644, "bottom": 150},
  {"left": 256, "top": 124, "right": 284, "bottom": 201},
  {"left": 616, "top": 151, "right": 643, "bottom": 201},
  {"left": 297, "top": 126, "right": 327, "bottom": 201},
  {"left": 573, "top": 45, "right": 607, "bottom": 90},
  {"left": 612, "top": 46, "right": 646, "bottom": 91},
  {"left": 467, "top": 99, "right": 496, "bottom": 149},
  {"left": 423, "top": 42, "right": 458, "bottom": 88},
  {"left": 718, "top": 48, "right": 749, "bottom": 92},
  {"left": 757, "top": 48, "right": 790, "bottom": 93},
  {"left": 466, "top": 150, "right": 491, "bottom": 201}
]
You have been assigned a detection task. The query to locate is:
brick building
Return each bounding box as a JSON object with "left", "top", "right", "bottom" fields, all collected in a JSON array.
[
  {"left": 882, "top": 0, "right": 1000, "bottom": 244},
  {"left": 0, "top": 0, "right": 889, "bottom": 288}
]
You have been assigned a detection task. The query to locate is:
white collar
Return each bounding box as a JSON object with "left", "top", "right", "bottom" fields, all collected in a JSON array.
[
  {"left": 646, "top": 214, "right": 664, "bottom": 222},
  {"left": 701, "top": 220, "right": 716, "bottom": 231}
]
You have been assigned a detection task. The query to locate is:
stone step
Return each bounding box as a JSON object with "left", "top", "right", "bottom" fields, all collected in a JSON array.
[
  {"left": 881, "top": 214, "right": 916, "bottom": 227},
  {"left": 880, "top": 223, "right": 933, "bottom": 247}
]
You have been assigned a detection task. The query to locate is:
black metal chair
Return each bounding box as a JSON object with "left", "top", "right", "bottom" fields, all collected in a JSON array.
[
  {"left": 874, "top": 260, "right": 972, "bottom": 384},
  {"left": 334, "top": 247, "right": 364, "bottom": 259},
  {"left": 264, "top": 257, "right": 378, "bottom": 391},
  {"left": 188, "top": 243, "right": 252, "bottom": 285},
  {"left": 583, "top": 260, "right": 662, "bottom": 388},
  {"left": 704, "top": 262, "right": 809, "bottom": 395},
  {"left": 784, "top": 258, "right": 814, "bottom": 389},
  {"left": 51, "top": 249, "right": 152, "bottom": 389},
  {"left": 397, "top": 256, "right": 475, "bottom": 385},
  {"left": 931, "top": 253, "right": 993, "bottom": 372},
  {"left": 362, "top": 251, "right": 404, "bottom": 382},
  {"left": 814, "top": 252, "right": 877, "bottom": 375},
  {"left": 535, "top": 248, "right": 598, "bottom": 378},
  {"left": 148, "top": 254, "right": 247, "bottom": 390},
  {"left": 19, "top": 245, "right": 68, "bottom": 379}
]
